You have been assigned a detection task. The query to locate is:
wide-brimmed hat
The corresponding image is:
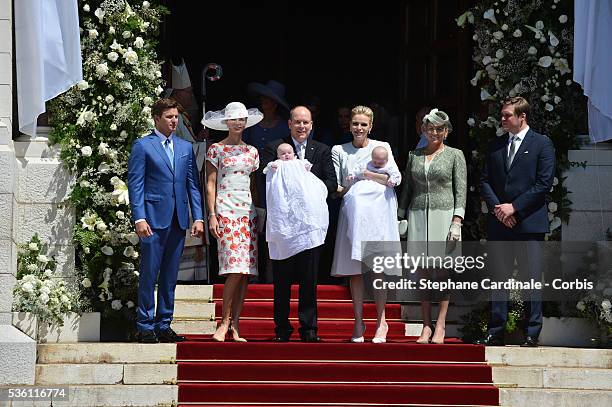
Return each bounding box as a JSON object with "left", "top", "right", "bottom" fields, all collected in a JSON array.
[
  {"left": 202, "top": 102, "right": 263, "bottom": 131},
  {"left": 247, "top": 80, "right": 290, "bottom": 111}
]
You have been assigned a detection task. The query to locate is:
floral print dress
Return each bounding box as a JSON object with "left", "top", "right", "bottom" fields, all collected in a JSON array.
[{"left": 206, "top": 143, "right": 259, "bottom": 275}]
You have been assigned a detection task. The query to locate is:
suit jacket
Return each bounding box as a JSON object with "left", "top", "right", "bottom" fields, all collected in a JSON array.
[
  {"left": 261, "top": 137, "right": 338, "bottom": 196},
  {"left": 480, "top": 128, "right": 555, "bottom": 236},
  {"left": 128, "top": 132, "right": 203, "bottom": 230}
]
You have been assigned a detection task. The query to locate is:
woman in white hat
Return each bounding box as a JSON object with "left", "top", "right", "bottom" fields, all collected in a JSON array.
[{"left": 203, "top": 102, "right": 264, "bottom": 342}]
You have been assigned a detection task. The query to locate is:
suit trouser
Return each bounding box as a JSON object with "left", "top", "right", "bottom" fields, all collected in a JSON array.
[
  {"left": 488, "top": 233, "right": 544, "bottom": 338},
  {"left": 137, "top": 213, "right": 186, "bottom": 332},
  {"left": 273, "top": 246, "right": 321, "bottom": 337}
]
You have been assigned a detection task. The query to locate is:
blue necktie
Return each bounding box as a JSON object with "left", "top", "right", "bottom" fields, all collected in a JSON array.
[{"left": 164, "top": 138, "right": 174, "bottom": 169}]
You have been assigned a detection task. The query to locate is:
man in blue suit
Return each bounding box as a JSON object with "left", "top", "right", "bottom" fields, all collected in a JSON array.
[
  {"left": 478, "top": 97, "right": 555, "bottom": 347},
  {"left": 128, "top": 98, "right": 204, "bottom": 343}
]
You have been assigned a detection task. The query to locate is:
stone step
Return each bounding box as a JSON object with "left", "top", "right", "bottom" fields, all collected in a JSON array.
[
  {"left": 35, "top": 363, "right": 177, "bottom": 385},
  {"left": 37, "top": 343, "right": 176, "bottom": 364},
  {"left": 499, "top": 388, "right": 612, "bottom": 407},
  {"left": 173, "top": 301, "right": 215, "bottom": 319},
  {"left": 18, "top": 384, "right": 177, "bottom": 407},
  {"left": 174, "top": 284, "right": 213, "bottom": 301},
  {"left": 493, "top": 366, "right": 612, "bottom": 390},
  {"left": 486, "top": 347, "right": 612, "bottom": 368},
  {"left": 173, "top": 319, "right": 217, "bottom": 335}
]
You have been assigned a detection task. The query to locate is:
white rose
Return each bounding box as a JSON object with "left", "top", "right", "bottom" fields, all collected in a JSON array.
[
  {"left": 538, "top": 56, "right": 553, "bottom": 67},
  {"left": 29, "top": 242, "right": 39, "bottom": 251},
  {"left": 96, "top": 62, "right": 109, "bottom": 77},
  {"left": 105, "top": 95, "right": 114, "bottom": 104},
  {"left": 37, "top": 254, "right": 48, "bottom": 263},
  {"left": 122, "top": 30, "right": 132, "bottom": 39},
  {"left": 110, "top": 123, "right": 118, "bottom": 131},
  {"left": 155, "top": 85, "right": 164, "bottom": 95},
  {"left": 26, "top": 264, "right": 39, "bottom": 272},
  {"left": 480, "top": 88, "right": 493, "bottom": 101},
  {"left": 40, "top": 293, "right": 50, "bottom": 304},
  {"left": 123, "top": 48, "right": 138, "bottom": 64},
  {"left": 120, "top": 130, "right": 128, "bottom": 139},
  {"left": 513, "top": 29, "right": 522, "bottom": 37},
  {"left": 80, "top": 277, "right": 91, "bottom": 288},
  {"left": 116, "top": 211, "right": 125, "bottom": 219},
  {"left": 98, "top": 162, "right": 111, "bottom": 174},
  {"left": 553, "top": 177, "right": 559, "bottom": 186},
  {"left": 541, "top": 94, "right": 550, "bottom": 102},
  {"left": 535, "top": 20, "right": 544, "bottom": 30},
  {"left": 83, "top": 4, "right": 90, "bottom": 12},
  {"left": 482, "top": 55, "right": 492, "bottom": 65},
  {"left": 134, "top": 37, "right": 144, "bottom": 49},
  {"left": 122, "top": 82, "right": 133, "bottom": 90},
  {"left": 143, "top": 96, "right": 153, "bottom": 106},
  {"left": 602, "top": 300, "right": 611, "bottom": 310},
  {"left": 501, "top": 23, "right": 508, "bottom": 31},
  {"left": 77, "top": 80, "right": 89, "bottom": 90},
  {"left": 116, "top": 71, "right": 125, "bottom": 79},
  {"left": 493, "top": 31, "right": 504, "bottom": 40},
  {"left": 111, "top": 300, "right": 123, "bottom": 310},
  {"left": 126, "top": 233, "right": 140, "bottom": 245},
  {"left": 88, "top": 29, "right": 98, "bottom": 38},
  {"left": 549, "top": 31, "right": 560, "bottom": 47},
  {"left": 107, "top": 52, "right": 119, "bottom": 62},
  {"left": 481, "top": 201, "right": 489, "bottom": 214},
  {"left": 126, "top": 300, "right": 135, "bottom": 308},
  {"left": 109, "top": 26, "right": 115, "bottom": 35},
  {"left": 467, "top": 118, "right": 476, "bottom": 127},
  {"left": 142, "top": 106, "right": 152, "bottom": 116},
  {"left": 559, "top": 15, "right": 568, "bottom": 24},
  {"left": 40, "top": 285, "right": 51, "bottom": 295},
  {"left": 96, "top": 221, "right": 108, "bottom": 232},
  {"left": 545, "top": 103, "right": 554, "bottom": 111},
  {"left": 554, "top": 96, "right": 561, "bottom": 104},
  {"left": 84, "top": 247, "right": 90, "bottom": 254},
  {"left": 143, "top": 1, "right": 151, "bottom": 8},
  {"left": 550, "top": 217, "right": 561, "bottom": 230},
  {"left": 61, "top": 295, "right": 70, "bottom": 304},
  {"left": 483, "top": 9, "right": 497, "bottom": 24},
  {"left": 528, "top": 46, "right": 538, "bottom": 55},
  {"left": 81, "top": 146, "right": 93, "bottom": 156},
  {"left": 495, "top": 49, "right": 504, "bottom": 59},
  {"left": 98, "top": 142, "right": 109, "bottom": 155},
  {"left": 22, "top": 282, "right": 34, "bottom": 293},
  {"left": 101, "top": 246, "right": 114, "bottom": 256},
  {"left": 123, "top": 246, "right": 135, "bottom": 258},
  {"left": 94, "top": 8, "right": 105, "bottom": 22},
  {"left": 548, "top": 202, "right": 558, "bottom": 212}
]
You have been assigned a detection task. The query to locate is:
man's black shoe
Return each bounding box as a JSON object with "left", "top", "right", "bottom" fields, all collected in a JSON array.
[
  {"left": 301, "top": 334, "right": 321, "bottom": 343},
  {"left": 273, "top": 336, "right": 290, "bottom": 342},
  {"left": 474, "top": 334, "right": 505, "bottom": 346},
  {"left": 157, "top": 327, "right": 186, "bottom": 343},
  {"left": 137, "top": 330, "right": 158, "bottom": 343},
  {"left": 520, "top": 336, "right": 539, "bottom": 347}
]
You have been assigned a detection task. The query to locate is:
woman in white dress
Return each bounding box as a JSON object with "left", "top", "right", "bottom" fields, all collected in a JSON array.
[
  {"left": 204, "top": 102, "right": 263, "bottom": 342},
  {"left": 331, "top": 106, "right": 401, "bottom": 343}
]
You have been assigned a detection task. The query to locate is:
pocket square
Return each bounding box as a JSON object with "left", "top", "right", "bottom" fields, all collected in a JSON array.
[{"left": 523, "top": 151, "right": 529, "bottom": 154}]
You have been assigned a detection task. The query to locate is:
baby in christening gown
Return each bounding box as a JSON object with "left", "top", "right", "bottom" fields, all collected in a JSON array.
[
  {"left": 264, "top": 143, "right": 329, "bottom": 260},
  {"left": 343, "top": 147, "right": 405, "bottom": 261}
]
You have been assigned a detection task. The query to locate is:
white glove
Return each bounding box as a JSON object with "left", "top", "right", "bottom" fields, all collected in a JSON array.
[
  {"left": 398, "top": 219, "right": 408, "bottom": 236},
  {"left": 448, "top": 222, "right": 461, "bottom": 241},
  {"left": 255, "top": 207, "right": 266, "bottom": 234}
]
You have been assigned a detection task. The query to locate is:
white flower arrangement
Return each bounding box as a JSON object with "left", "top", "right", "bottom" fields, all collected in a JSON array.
[
  {"left": 49, "top": 0, "right": 167, "bottom": 323},
  {"left": 13, "top": 235, "right": 80, "bottom": 326},
  {"left": 459, "top": 0, "right": 584, "bottom": 241}
]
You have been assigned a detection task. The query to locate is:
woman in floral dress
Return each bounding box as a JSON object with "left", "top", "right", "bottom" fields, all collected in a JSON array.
[{"left": 204, "top": 102, "right": 263, "bottom": 342}]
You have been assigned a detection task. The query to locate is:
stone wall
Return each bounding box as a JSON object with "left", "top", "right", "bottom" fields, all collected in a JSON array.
[{"left": 563, "top": 140, "right": 612, "bottom": 241}]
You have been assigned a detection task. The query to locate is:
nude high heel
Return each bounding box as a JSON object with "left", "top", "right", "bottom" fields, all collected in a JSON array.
[
  {"left": 416, "top": 325, "right": 433, "bottom": 344},
  {"left": 212, "top": 323, "right": 229, "bottom": 342},
  {"left": 229, "top": 325, "right": 247, "bottom": 342}
]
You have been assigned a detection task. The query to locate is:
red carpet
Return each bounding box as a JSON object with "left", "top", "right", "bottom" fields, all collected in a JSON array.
[{"left": 177, "top": 284, "right": 499, "bottom": 406}]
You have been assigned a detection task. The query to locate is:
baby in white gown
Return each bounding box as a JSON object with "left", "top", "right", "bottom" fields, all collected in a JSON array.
[
  {"left": 346, "top": 146, "right": 401, "bottom": 187},
  {"left": 264, "top": 143, "right": 329, "bottom": 260}
]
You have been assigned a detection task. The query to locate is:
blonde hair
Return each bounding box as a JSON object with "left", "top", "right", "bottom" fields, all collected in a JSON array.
[
  {"left": 503, "top": 96, "right": 530, "bottom": 120},
  {"left": 351, "top": 105, "right": 374, "bottom": 126}
]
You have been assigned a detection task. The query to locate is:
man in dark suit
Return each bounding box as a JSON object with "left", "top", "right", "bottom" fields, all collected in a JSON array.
[
  {"left": 128, "top": 98, "right": 204, "bottom": 343},
  {"left": 478, "top": 96, "right": 555, "bottom": 347},
  {"left": 261, "top": 106, "right": 337, "bottom": 342}
]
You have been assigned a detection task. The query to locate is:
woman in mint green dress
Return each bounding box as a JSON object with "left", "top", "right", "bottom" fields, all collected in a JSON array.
[{"left": 398, "top": 109, "right": 467, "bottom": 344}]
